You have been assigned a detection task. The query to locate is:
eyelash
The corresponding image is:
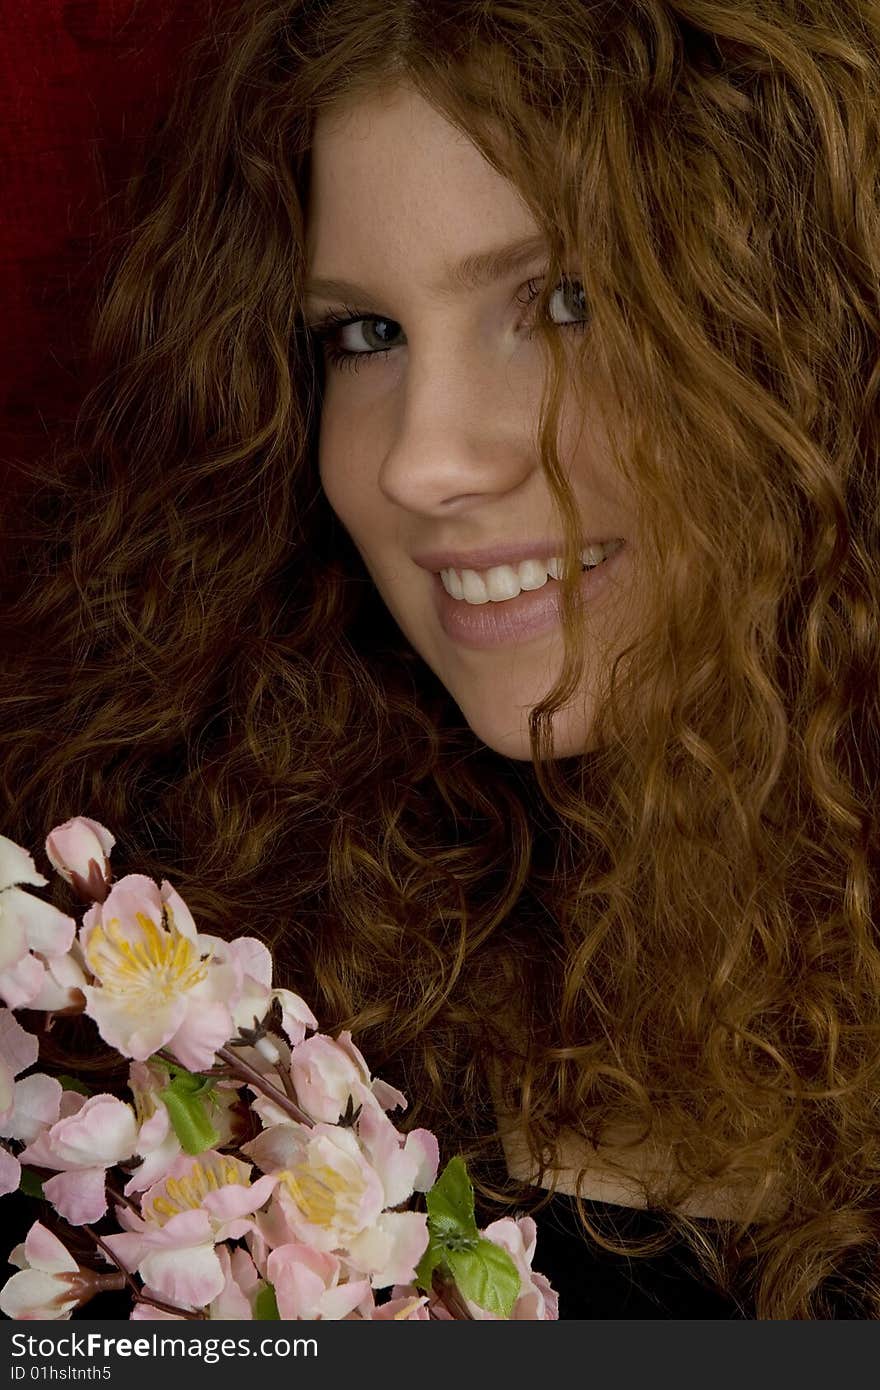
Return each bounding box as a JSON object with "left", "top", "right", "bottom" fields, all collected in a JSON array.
[{"left": 306, "top": 276, "right": 589, "bottom": 375}]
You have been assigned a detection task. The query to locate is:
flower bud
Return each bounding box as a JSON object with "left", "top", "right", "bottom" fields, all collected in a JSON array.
[
  {"left": 45, "top": 817, "right": 115, "bottom": 904},
  {"left": 0, "top": 1222, "right": 125, "bottom": 1320}
]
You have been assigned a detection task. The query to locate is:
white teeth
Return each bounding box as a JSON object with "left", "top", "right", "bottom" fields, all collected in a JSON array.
[
  {"left": 440, "top": 542, "right": 621, "bottom": 603},
  {"left": 517, "top": 558, "right": 550, "bottom": 590},
  {"left": 443, "top": 567, "right": 464, "bottom": 600},
  {"left": 460, "top": 569, "right": 489, "bottom": 603},
  {"left": 485, "top": 565, "right": 521, "bottom": 602}
]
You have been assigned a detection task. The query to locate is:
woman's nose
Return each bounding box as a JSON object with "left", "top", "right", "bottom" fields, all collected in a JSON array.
[{"left": 376, "top": 341, "right": 538, "bottom": 516}]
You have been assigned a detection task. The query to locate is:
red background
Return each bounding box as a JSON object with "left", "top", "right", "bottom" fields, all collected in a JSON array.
[{"left": 0, "top": 1, "right": 219, "bottom": 488}]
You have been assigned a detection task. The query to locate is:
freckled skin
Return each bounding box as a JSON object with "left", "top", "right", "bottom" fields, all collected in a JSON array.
[{"left": 307, "top": 85, "right": 637, "bottom": 759}]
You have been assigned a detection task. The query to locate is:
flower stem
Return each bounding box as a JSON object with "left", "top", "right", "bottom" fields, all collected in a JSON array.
[
  {"left": 82, "top": 1226, "right": 205, "bottom": 1320},
  {"left": 216, "top": 1046, "right": 313, "bottom": 1127},
  {"left": 105, "top": 1179, "right": 141, "bottom": 1216},
  {"left": 431, "top": 1269, "right": 476, "bottom": 1320},
  {"left": 92, "top": 1273, "right": 127, "bottom": 1293}
]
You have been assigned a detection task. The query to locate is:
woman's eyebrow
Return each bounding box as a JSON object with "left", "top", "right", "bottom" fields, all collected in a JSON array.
[{"left": 304, "top": 232, "right": 548, "bottom": 304}]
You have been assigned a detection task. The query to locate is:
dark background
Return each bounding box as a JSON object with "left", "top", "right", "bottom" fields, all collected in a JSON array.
[{"left": 0, "top": 0, "right": 225, "bottom": 500}]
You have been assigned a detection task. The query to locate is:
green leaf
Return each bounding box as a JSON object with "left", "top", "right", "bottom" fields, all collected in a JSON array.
[
  {"left": 160, "top": 1085, "right": 221, "bottom": 1156},
  {"left": 57, "top": 1074, "right": 91, "bottom": 1096},
  {"left": 424, "top": 1156, "right": 479, "bottom": 1243},
  {"left": 447, "top": 1238, "right": 522, "bottom": 1319},
  {"left": 162, "top": 1066, "right": 215, "bottom": 1100},
  {"left": 414, "top": 1234, "right": 446, "bottom": 1293},
  {"left": 18, "top": 1168, "right": 45, "bottom": 1200},
  {"left": 254, "top": 1284, "right": 280, "bottom": 1320}
]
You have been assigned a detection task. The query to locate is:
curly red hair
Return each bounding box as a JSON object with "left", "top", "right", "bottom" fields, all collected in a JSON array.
[{"left": 2, "top": 0, "right": 880, "bottom": 1317}]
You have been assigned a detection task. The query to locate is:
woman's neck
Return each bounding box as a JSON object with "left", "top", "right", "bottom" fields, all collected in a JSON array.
[{"left": 489, "top": 1060, "right": 779, "bottom": 1223}]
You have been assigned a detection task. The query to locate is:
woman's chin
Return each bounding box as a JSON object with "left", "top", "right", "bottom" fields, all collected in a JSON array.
[{"left": 456, "top": 702, "right": 598, "bottom": 762}]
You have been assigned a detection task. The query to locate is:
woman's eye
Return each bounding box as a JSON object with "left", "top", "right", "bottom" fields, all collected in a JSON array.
[
  {"left": 518, "top": 275, "right": 590, "bottom": 329},
  {"left": 309, "top": 275, "right": 589, "bottom": 374},
  {"left": 308, "top": 312, "right": 404, "bottom": 374},
  {"left": 337, "top": 317, "right": 404, "bottom": 355},
  {"left": 546, "top": 278, "right": 590, "bottom": 325}
]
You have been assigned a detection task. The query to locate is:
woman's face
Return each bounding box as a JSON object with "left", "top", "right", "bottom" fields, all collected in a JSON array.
[{"left": 307, "top": 86, "right": 637, "bottom": 759}]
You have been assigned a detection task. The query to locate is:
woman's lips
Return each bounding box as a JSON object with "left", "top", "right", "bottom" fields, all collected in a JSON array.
[{"left": 432, "top": 543, "right": 628, "bottom": 650}]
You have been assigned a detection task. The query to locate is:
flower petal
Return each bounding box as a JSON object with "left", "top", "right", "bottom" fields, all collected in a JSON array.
[
  {"left": 166, "top": 999, "right": 234, "bottom": 1071},
  {"left": 1, "top": 1073, "right": 64, "bottom": 1144},
  {"left": 82, "top": 989, "right": 183, "bottom": 1062},
  {"left": 24, "top": 1221, "right": 80, "bottom": 1274},
  {"left": 0, "top": 952, "right": 45, "bottom": 1011},
  {"left": 202, "top": 1172, "right": 276, "bottom": 1223},
  {"left": 0, "top": 1145, "right": 21, "bottom": 1197},
  {"left": 0, "top": 837, "right": 48, "bottom": 893},
  {"left": 0, "top": 908, "right": 26, "bottom": 977},
  {"left": 273, "top": 989, "right": 318, "bottom": 1046},
  {"left": 0, "top": 1008, "right": 39, "bottom": 1077},
  {"left": 42, "top": 1167, "right": 109, "bottom": 1226},
  {"left": 159, "top": 881, "right": 200, "bottom": 943},
  {"left": 139, "top": 1243, "right": 225, "bottom": 1310},
  {"left": 45, "top": 1095, "right": 138, "bottom": 1167},
  {"left": 26, "top": 952, "right": 88, "bottom": 1013},
  {"left": 2, "top": 886, "right": 76, "bottom": 958},
  {"left": 0, "top": 1268, "right": 78, "bottom": 1320},
  {"left": 346, "top": 1211, "right": 429, "bottom": 1289}
]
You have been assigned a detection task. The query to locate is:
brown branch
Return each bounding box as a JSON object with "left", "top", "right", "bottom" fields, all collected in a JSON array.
[
  {"left": 105, "top": 1179, "right": 141, "bottom": 1216},
  {"left": 216, "top": 1046, "right": 313, "bottom": 1127},
  {"left": 82, "top": 1225, "right": 205, "bottom": 1321},
  {"left": 431, "top": 1268, "right": 476, "bottom": 1320},
  {"left": 276, "top": 1063, "right": 300, "bottom": 1105}
]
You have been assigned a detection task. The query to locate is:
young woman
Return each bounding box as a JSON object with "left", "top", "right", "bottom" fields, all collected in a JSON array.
[{"left": 2, "top": 0, "right": 879, "bottom": 1319}]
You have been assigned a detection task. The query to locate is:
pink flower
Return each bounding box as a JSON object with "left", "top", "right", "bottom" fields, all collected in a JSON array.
[
  {"left": 0, "top": 1223, "right": 100, "bottom": 1320},
  {"left": 468, "top": 1217, "right": 559, "bottom": 1320},
  {"left": 210, "top": 1247, "right": 263, "bottom": 1319},
  {"left": 273, "top": 989, "right": 318, "bottom": 1048},
  {"left": 204, "top": 935, "right": 273, "bottom": 1044},
  {"left": 20, "top": 1092, "right": 139, "bottom": 1225},
  {"left": 355, "top": 1102, "right": 439, "bottom": 1206},
  {"left": 245, "top": 1122, "right": 429, "bottom": 1288},
  {"left": 0, "top": 1147, "right": 20, "bottom": 1198},
  {"left": 289, "top": 1031, "right": 406, "bottom": 1125},
  {"left": 24, "top": 949, "right": 87, "bottom": 1015},
  {"left": 79, "top": 875, "right": 240, "bottom": 1068},
  {"left": 123, "top": 1061, "right": 185, "bottom": 1196},
  {"left": 45, "top": 817, "right": 115, "bottom": 904},
  {"left": 109, "top": 1208, "right": 223, "bottom": 1310},
  {"left": 0, "top": 1008, "right": 62, "bottom": 1197},
  {"left": 104, "top": 1152, "right": 276, "bottom": 1309},
  {"left": 266, "top": 1244, "right": 371, "bottom": 1320},
  {"left": 188, "top": 935, "right": 318, "bottom": 1062},
  {"left": 0, "top": 835, "right": 76, "bottom": 1010},
  {"left": 124, "top": 1060, "right": 239, "bottom": 1197},
  {"left": 130, "top": 1247, "right": 264, "bottom": 1321},
  {"left": 360, "top": 1289, "right": 430, "bottom": 1319}
]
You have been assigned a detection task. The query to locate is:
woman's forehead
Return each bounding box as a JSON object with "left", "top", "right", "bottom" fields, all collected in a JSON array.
[{"left": 306, "top": 87, "right": 540, "bottom": 292}]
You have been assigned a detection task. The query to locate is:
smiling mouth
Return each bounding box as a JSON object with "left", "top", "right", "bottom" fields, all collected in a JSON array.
[{"left": 438, "top": 540, "right": 624, "bottom": 603}]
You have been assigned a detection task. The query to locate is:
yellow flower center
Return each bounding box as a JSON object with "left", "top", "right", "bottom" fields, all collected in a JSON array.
[
  {"left": 130, "top": 1084, "right": 156, "bottom": 1126},
  {"left": 393, "top": 1297, "right": 424, "bottom": 1319},
  {"left": 147, "top": 1158, "right": 246, "bottom": 1224},
  {"left": 85, "top": 907, "right": 209, "bottom": 1004},
  {"left": 279, "top": 1163, "right": 355, "bottom": 1230}
]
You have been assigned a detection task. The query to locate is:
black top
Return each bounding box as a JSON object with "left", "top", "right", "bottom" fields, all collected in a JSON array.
[
  {"left": 527, "top": 1192, "right": 747, "bottom": 1319},
  {"left": 524, "top": 1191, "right": 875, "bottom": 1319}
]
